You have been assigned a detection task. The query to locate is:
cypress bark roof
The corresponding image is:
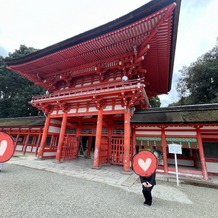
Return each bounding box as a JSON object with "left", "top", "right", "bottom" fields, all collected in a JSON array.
[
  {"left": 0, "top": 116, "right": 45, "bottom": 127},
  {"left": 1, "top": 104, "right": 218, "bottom": 127},
  {"left": 131, "top": 104, "right": 218, "bottom": 124}
]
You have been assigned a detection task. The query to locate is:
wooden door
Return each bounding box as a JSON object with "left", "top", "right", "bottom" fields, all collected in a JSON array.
[
  {"left": 99, "top": 137, "right": 109, "bottom": 164},
  {"left": 110, "top": 137, "right": 124, "bottom": 165},
  {"left": 61, "top": 135, "right": 79, "bottom": 160}
]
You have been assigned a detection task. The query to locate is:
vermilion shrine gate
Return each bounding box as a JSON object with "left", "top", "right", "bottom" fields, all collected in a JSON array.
[{"left": 5, "top": 0, "right": 181, "bottom": 172}]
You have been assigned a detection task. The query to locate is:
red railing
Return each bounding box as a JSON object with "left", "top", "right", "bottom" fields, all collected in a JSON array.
[{"left": 31, "top": 79, "right": 145, "bottom": 102}]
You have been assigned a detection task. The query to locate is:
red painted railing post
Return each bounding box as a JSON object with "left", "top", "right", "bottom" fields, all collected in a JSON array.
[
  {"left": 196, "top": 128, "right": 208, "bottom": 180},
  {"left": 37, "top": 113, "right": 51, "bottom": 159}
]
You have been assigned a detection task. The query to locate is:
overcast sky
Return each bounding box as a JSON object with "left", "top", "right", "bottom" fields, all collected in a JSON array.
[{"left": 0, "top": 0, "right": 218, "bottom": 107}]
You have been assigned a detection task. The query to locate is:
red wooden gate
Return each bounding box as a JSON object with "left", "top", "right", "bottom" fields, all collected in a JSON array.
[
  {"left": 61, "top": 135, "right": 79, "bottom": 160},
  {"left": 111, "top": 137, "right": 124, "bottom": 165},
  {"left": 99, "top": 137, "right": 109, "bottom": 164},
  {"left": 110, "top": 137, "right": 133, "bottom": 165}
]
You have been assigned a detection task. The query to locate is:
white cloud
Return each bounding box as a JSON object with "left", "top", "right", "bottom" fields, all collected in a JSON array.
[
  {"left": 159, "top": 0, "right": 218, "bottom": 107},
  {"left": 0, "top": 0, "right": 147, "bottom": 53},
  {"left": 0, "top": 0, "right": 217, "bottom": 107}
]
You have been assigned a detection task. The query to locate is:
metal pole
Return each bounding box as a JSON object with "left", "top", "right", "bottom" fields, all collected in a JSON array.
[{"left": 174, "top": 153, "right": 179, "bottom": 186}]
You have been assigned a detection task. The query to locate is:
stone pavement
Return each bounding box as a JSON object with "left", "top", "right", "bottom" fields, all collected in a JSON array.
[{"left": 4, "top": 152, "right": 218, "bottom": 190}]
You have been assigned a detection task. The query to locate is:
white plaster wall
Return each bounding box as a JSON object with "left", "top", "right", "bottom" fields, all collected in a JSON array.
[
  {"left": 16, "top": 145, "right": 23, "bottom": 151},
  {"left": 168, "top": 158, "right": 194, "bottom": 167},
  {"left": 136, "top": 131, "right": 161, "bottom": 135},
  {"left": 78, "top": 108, "right": 86, "bottom": 112},
  {"left": 206, "top": 162, "right": 218, "bottom": 173},
  {"left": 165, "top": 131, "right": 196, "bottom": 136},
  {"left": 43, "top": 152, "right": 56, "bottom": 157},
  {"left": 136, "top": 127, "right": 161, "bottom": 130},
  {"left": 89, "top": 107, "right": 98, "bottom": 112},
  {"left": 69, "top": 109, "right": 76, "bottom": 113},
  {"left": 104, "top": 106, "right": 112, "bottom": 111},
  {"left": 26, "top": 146, "right": 32, "bottom": 152},
  {"left": 58, "top": 110, "right": 64, "bottom": 115},
  {"left": 114, "top": 105, "right": 124, "bottom": 110},
  {"left": 48, "top": 126, "right": 60, "bottom": 134}
]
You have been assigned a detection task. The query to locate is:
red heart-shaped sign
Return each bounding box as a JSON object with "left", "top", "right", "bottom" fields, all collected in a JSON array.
[
  {"left": 0, "top": 132, "right": 15, "bottom": 163},
  {"left": 132, "top": 151, "right": 157, "bottom": 176}
]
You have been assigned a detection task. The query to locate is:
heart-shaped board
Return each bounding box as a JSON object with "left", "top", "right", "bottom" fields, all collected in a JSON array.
[
  {"left": 0, "top": 132, "right": 15, "bottom": 163},
  {"left": 132, "top": 151, "right": 157, "bottom": 177}
]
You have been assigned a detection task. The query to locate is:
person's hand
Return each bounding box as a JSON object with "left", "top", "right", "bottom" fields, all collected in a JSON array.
[
  {"left": 143, "top": 182, "right": 152, "bottom": 187},
  {"left": 146, "top": 182, "right": 152, "bottom": 187}
]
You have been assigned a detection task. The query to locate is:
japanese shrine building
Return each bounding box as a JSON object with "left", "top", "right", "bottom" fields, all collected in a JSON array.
[
  {"left": 8, "top": 0, "right": 218, "bottom": 178},
  {"left": 1, "top": 104, "right": 218, "bottom": 180}
]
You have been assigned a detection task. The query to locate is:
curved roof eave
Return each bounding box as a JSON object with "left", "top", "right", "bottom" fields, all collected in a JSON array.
[{"left": 4, "top": 0, "right": 181, "bottom": 83}]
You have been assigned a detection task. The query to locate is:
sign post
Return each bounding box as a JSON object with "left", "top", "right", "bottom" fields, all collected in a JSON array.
[{"left": 168, "top": 143, "right": 182, "bottom": 186}]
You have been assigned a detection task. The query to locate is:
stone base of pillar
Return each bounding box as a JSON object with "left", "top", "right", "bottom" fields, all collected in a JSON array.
[
  {"left": 35, "top": 157, "right": 45, "bottom": 160},
  {"left": 92, "top": 166, "right": 101, "bottom": 169},
  {"left": 121, "top": 170, "right": 133, "bottom": 175},
  {"left": 54, "top": 160, "right": 63, "bottom": 164}
]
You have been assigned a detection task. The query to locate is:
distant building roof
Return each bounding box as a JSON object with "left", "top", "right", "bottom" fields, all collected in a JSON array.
[
  {"left": 131, "top": 104, "right": 218, "bottom": 124},
  {"left": 0, "top": 116, "right": 45, "bottom": 128},
  {"left": 1, "top": 104, "right": 218, "bottom": 128}
]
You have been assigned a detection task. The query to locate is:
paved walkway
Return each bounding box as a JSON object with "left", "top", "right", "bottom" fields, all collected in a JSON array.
[{"left": 4, "top": 153, "right": 218, "bottom": 190}]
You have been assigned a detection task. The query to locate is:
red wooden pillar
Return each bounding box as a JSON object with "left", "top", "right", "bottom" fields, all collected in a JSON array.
[
  {"left": 23, "top": 133, "right": 30, "bottom": 155},
  {"left": 86, "top": 136, "right": 92, "bottom": 158},
  {"left": 108, "top": 119, "right": 113, "bottom": 162},
  {"left": 123, "top": 108, "right": 131, "bottom": 172},
  {"left": 93, "top": 109, "right": 103, "bottom": 168},
  {"left": 37, "top": 113, "right": 51, "bottom": 159},
  {"left": 161, "top": 128, "right": 168, "bottom": 174},
  {"left": 75, "top": 121, "right": 81, "bottom": 158},
  {"left": 15, "top": 133, "right": 20, "bottom": 150},
  {"left": 196, "top": 128, "right": 208, "bottom": 180},
  {"left": 56, "top": 112, "right": 68, "bottom": 162},
  {"left": 35, "top": 133, "right": 42, "bottom": 156},
  {"left": 132, "top": 127, "right": 136, "bottom": 156}
]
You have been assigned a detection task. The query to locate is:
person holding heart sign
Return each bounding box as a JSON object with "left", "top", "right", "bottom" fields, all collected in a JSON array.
[
  {"left": 132, "top": 151, "right": 157, "bottom": 206},
  {"left": 140, "top": 171, "right": 156, "bottom": 206}
]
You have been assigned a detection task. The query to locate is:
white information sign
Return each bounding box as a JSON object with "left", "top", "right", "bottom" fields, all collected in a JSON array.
[
  {"left": 168, "top": 143, "right": 182, "bottom": 186},
  {"left": 168, "top": 143, "right": 182, "bottom": 154}
]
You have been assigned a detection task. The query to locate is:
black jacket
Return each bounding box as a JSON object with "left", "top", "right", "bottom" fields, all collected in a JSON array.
[{"left": 140, "top": 172, "right": 156, "bottom": 186}]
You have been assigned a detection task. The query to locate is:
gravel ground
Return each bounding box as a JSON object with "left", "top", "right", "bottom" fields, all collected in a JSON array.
[{"left": 0, "top": 164, "right": 217, "bottom": 218}]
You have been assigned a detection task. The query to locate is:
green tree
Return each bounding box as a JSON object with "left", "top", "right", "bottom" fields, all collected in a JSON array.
[
  {"left": 6, "top": 44, "right": 38, "bottom": 59},
  {"left": 149, "top": 96, "right": 161, "bottom": 107},
  {"left": 0, "top": 45, "right": 45, "bottom": 118},
  {"left": 171, "top": 40, "right": 218, "bottom": 106}
]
